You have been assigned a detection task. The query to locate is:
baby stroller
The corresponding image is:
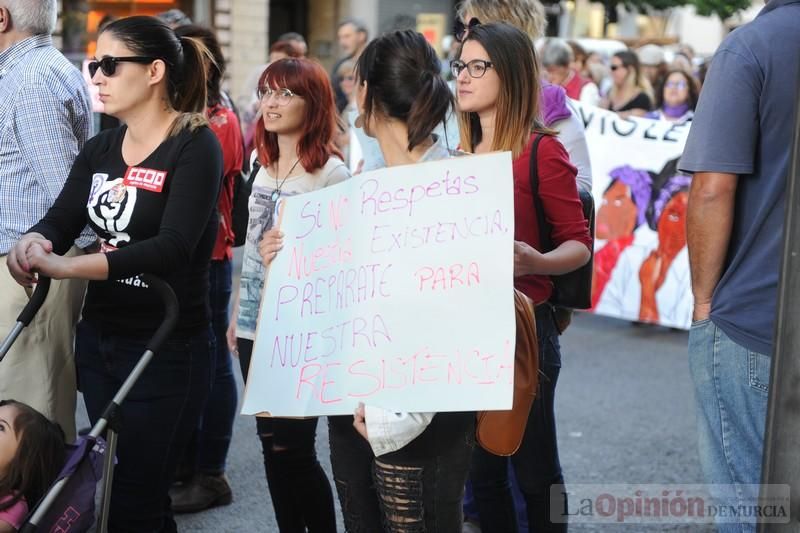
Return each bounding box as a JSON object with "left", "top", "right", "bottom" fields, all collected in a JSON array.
[{"left": 0, "top": 275, "right": 178, "bottom": 533}]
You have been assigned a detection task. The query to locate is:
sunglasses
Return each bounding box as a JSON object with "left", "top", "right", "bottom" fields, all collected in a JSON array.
[
  {"left": 454, "top": 17, "right": 481, "bottom": 43},
  {"left": 88, "top": 56, "right": 159, "bottom": 77}
]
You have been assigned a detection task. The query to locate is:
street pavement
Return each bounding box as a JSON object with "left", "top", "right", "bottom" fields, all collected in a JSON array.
[{"left": 79, "top": 309, "right": 712, "bottom": 532}]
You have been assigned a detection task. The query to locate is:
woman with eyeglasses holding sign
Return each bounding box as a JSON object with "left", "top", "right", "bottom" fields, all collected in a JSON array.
[
  {"left": 227, "top": 58, "right": 348, "bottom": 533},
  {"left": 6, "top": 16, "right": 222, "bottom": 532},
  {"left": 454, "top": 23, "right": 591, "bottom": 533}
]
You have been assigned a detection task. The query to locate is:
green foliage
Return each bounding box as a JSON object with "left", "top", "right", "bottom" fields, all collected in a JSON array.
[
  {"left": 692, "top": 0, "right": 751, "bottom": 19},
  {"left": 617, "top": 0, "right": 751, "bottom": 19},
  {"left": 623, "top": 0, "right": 685, "bottom": 12}
]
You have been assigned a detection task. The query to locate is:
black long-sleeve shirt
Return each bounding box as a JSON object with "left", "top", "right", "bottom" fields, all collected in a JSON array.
[{"left": 30, "top": 124, "right": 223, "bottom": 336}]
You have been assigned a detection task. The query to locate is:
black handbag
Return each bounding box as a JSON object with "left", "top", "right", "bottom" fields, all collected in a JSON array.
[
  {"left": 231, "top": 161, "right": 261, "bottom": 247},
  {"left": 528, "top": 134, "right": 595, "bottom": 310}
]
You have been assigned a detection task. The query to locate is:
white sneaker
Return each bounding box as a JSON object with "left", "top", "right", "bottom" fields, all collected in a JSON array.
[{"left": 462, "top": 520, "right": 482, "bottom": 533}]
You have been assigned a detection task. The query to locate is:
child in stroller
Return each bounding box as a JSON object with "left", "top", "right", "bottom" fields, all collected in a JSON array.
[{"left": 0, "top": 400, "right": 65, "bottom": 533}]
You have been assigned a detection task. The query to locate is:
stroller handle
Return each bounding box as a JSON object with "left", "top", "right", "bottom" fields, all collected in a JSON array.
[
  {"left": 16, "top": 277, "right": 51, "bottom": 326},
  {"left": 140, "top": 274, "right": 179, "bottom": 354},
  {"left": 19, "top": 274, "right": 179, "bottom": 533}
]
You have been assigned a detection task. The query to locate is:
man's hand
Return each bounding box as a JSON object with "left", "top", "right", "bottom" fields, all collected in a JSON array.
[
  {"left": 693, "top": 301, "right": 711, "bottom": 323},
  {"left": 687, "top": 172, "right": 736, "bottom": 325},
  {"left": 353, "top": 402, "right": 368, "bottom": 441}
]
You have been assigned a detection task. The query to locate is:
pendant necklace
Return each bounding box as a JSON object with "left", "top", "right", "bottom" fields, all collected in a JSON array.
[{"left": 271, "top": 158, "right": 302, "bottom": 202}]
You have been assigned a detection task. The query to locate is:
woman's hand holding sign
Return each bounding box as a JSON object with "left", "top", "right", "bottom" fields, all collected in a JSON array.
[
  {"left": 258, "top": 228, "right": 284, "bottom": 265},
  {"left": 353, "top": 403, "right": 368, "bottom": 440}
]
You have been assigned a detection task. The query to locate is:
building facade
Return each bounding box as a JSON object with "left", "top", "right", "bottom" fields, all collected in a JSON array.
[{"left": 59, "top": 0, "right": 456, "bottom": 101}]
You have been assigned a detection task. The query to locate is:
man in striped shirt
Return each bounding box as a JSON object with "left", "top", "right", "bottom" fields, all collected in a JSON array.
[{"left": 0, "top": 0, "right": 92, "bottom": 442}]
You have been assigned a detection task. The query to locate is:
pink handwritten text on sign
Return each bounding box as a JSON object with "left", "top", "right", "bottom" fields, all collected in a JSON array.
[{"left": 241, "top": 152, "right": 516, "bottom": 416}]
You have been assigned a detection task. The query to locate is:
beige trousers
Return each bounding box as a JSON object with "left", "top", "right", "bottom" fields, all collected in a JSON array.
[{"left": 0, "top": 247, "right": 87, "bottom": 442}]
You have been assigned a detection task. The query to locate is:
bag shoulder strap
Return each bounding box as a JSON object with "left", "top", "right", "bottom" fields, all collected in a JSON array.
[
  {"left": 247, "top": 160, "right": 261, "bottom": 186},
  {"left": 527, "top": 133, "right": 553, "bottom": 252}
]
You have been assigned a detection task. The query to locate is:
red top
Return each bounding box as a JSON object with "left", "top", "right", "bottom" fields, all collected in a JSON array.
[
  {"left": 208, "top": 104, "right": 244, "bottom": 261},
  {"left": 513, "top": 134, "right": 592, "bottom": 303},
  {"left": 563, "top": 69, "right": 592, "bottom": 101}
]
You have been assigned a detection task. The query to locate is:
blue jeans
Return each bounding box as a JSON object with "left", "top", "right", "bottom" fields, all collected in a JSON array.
[
  {"left": 688, "top": 318, "right": 770, "bottom": 533},
  {"left": 188, "top": 259, "right": 238, "bottom": 475},
  {"left": 470, "top": 304, "right": 566, "bottom": 533},
  {"left": 76, "top": 320, "right": 213, "bottom": 533},
  {"left": 464, "top": 464, "right": 529, "bottom": 531}
]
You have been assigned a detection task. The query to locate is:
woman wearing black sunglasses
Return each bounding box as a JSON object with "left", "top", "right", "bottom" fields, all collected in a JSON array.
[
  {"left": 7, "top": 15, "right": 222, "bottom": 533},
  {"left": 602, "top": 50, "right": 654, "bottom": 117}
]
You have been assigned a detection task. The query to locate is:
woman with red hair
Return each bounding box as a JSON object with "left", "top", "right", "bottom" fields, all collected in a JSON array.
[{"left": 228, "top": 58, "right": 349, "bottom": 532}]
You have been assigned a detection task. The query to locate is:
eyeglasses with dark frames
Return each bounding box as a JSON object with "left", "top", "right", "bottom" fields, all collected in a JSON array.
[
  {"left": 257, "top": 87, "right": 300, "bottom": 106},
  {"left": 451, "top": 59, "right": 494, "bottom": 79},
  {"left": 454, "top": 17, "right": 481, "bottom": 43},
  {"left": 88, "top": 56, "right": 159, "bottom": 77}
]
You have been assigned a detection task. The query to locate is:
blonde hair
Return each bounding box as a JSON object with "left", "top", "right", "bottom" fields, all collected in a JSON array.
[
  {"left": 456, "top": 0, "right": 546, "bottom": 40},
  {"left": 167, "top": 113, "right": 208, "bottom": 137}
]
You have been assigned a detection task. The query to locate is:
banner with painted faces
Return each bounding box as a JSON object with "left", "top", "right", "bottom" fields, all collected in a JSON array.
[{"left": 575, "top": 102, "right": 693, "bottom": 329}]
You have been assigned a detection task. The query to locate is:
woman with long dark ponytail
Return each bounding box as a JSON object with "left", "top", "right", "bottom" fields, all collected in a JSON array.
[
  {"left": 327, "top": 30, "right": 476, "bottom": 532},
  {"left": 7, "top": 15, "right": 223, "bottom": 532}
]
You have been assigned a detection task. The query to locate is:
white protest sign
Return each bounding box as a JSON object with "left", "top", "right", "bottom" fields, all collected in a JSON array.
[{"left": 241, "top": 152, "right": 516, "bottom": 417}]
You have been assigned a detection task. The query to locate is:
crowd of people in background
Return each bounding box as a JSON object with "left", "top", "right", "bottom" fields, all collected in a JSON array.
[{"left": 0, "top": 0, "right": 797, "bottom": 531}]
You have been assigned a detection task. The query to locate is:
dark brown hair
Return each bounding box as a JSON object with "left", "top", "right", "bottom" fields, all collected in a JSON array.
[
  {"left": 356, "top": 30, "right": 452, "bottom": 152},
  {"left": 270, "top": 40, "right": 303, "bottom": 58},
  {"left": 174, "top": 24, "right": 226, "bottom": 107},
  {"left": 0, "top": 400, "right": 65, "bottom": 512},
  {"left": 101, "top": 16, "right": 211, "bottom": 131},
  {"left": 655, "top": 69, "right": 700, "bottom": 111}
]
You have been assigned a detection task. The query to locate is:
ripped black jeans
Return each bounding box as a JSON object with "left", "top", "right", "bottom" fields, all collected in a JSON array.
[
  {"left": 329, "top": 411, "right": 475, "bottom": 532},
  {"left": 237, "top": 338, "right": 337, "bottom": 533}
]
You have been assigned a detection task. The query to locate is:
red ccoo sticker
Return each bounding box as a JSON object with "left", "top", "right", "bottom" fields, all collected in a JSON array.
[{"left": 123, "top": 166, "right": 167, "bottom": 192}]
